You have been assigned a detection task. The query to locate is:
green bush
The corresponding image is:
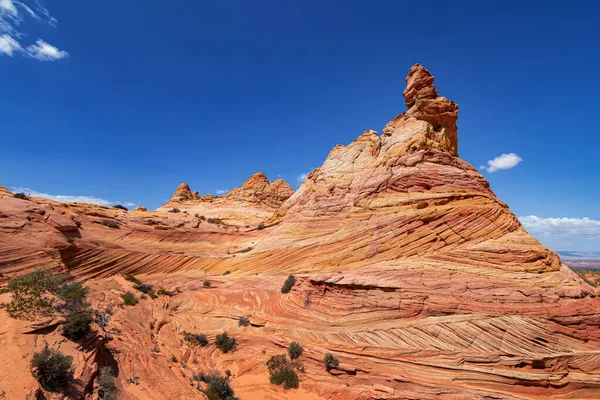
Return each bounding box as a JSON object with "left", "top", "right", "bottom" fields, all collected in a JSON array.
[
  {"left": 207, "top": 217, "right": 221, "bottom": 224},
  {"left": 98, "top": 366, "right": 117, "bottom": 400},
  {"left": 238, "top": 247, "right": 253, "bottom": 253},
  {"left": 101, "top": 220, "right": 119, "bottom": 229},
  {"left": 57, "top": 281, "right": 88, "bottom": 310},
  {"left": 123, "top": 273, "right": 142, "bottom": 284},
  {"left": 288, "top": 341, "right": 303, "bottom": 360},
  {"left": 223, "top": 270, "right": 231, "bottom": 275},
  {"left": 0, "top": 270, "right": 65, "bottom": 318},
  {"left": 203, "top": 280, "right": 211, "bottom": 287},
  {"left": 133, "top": 283, "right": 154, "bottom": 294},
  {"left": 194, "top": 372, "right": 238, "bottom": 400},
  {"left": 113, "top": 204, "right": 128, "bottom": 211},
  {"left": 184, "top": 332, "right": 208, "bottom": 347},
  {"left": 266, "top": 354, "right": 288, "bottom": 374},
  {"left": 238, "top": 316, "right": 250, "bottom": 327},
  {"left": 14, "top": 192, "right": 29, "bottom": 200},
  {"left": 62, "top": 309, "right": 92, "bottom": 340},
  {"left": 281, "top": 275, "right": 296, "bottom": 294},
  {"left": 257, "top": 222, "right": 265, "bottom": 230},
  {"left": 30, "top": 347, "right": 74, "bottom": 392},
  {"left": 215, "top": 332, "right": 237, "bottom": 353},
  {"left": 157, "top": 287, "right": 174, "bottom": 296},
  {"left": 169, "top": 208, "right": 181, "bottom": 213},
  {"left": 121, "top": 291, "right": 138, "bottom": 306},
  {"left": 323, "top": 353, "right": 339, "bottom": 371},
  {"left": 270, "top": 366, "right": 299, "bottom": 389}
]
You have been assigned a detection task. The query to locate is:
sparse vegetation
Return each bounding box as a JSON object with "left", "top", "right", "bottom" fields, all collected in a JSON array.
[
  {"left": 123, "top": 273, "right": 142, "bottom": 285},
  {"left": 193, "top": 371, "right": 238, "bottom": 400},
  {"left": 14, "top": 192, "right": 29, "bottom": 200},
  {"left": 281, "top": 275, "right": 296, "bottom": 294},
  {"left": 61, "top": 309, "right": 93, "bottom": 340},
  {"left": 199, "top": 215, "right": 206, "bottom": 221},
  {"left": 169, "top": 208, "right": 181, "bottom": 213},
  {"left": 171, "top": 354, "right": 179, "bottom": 362},
  {"left": 223, "top": 270, "right": 231, "bottom": 275},
  {"left": 207, "top": 217, "right": 222, "bottom": 224},
  {"left": 238, "top": 247, "right": 253, "bottom": 253},
  {"left": 203, "top": 280, "right": 211, "bottom": 288},
  {"left": 323, "top": 353, "right": 339, "bottom": 371},
  {"left": 238, "top": 316, "right": 250, "bottom": 327},
  {"left": 0, "top": 270, "right": 67, "bottom": 318},
  {"left": 98, "top": 366, "right": 118, "bottom": 400},
  {"left": 304, "top": 292, "right": 311, "bottom": 308},
  {"left": 184, "top": 332, "right": 209, "bottom": 347},
  {"left": 113, "top": 204, "right": 128, "bottom": 211},
  {"left": 288, "top": 341, "right": 303, "bottom": 360},
  {"left": 215, "top": 332, "right": 237, "bottom": 353},
  {"left": 257, "top": 222, "right": 265, "bottom": 230},
  {"left": 101, "top": 220, "right": 120, "bottom": 229},
  {"left": 157, "top": 288, "right": 174, "bottom": 296},
  {"left": 133, "top": 283, "right": 154, "bottom": 294},
  {"left": 121, "top": 291, "right": 138, "bottom": 306},
  {"left": 266, "top": 354, "right": 301, "bottom": 389},
  {"left": 30, "top": 347, "right": 74, "bottom": 392}
]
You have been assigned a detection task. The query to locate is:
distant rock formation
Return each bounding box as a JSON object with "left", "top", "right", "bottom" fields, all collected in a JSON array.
[{"left": 170, "top": 182, "right": 193, "bottom": 201}]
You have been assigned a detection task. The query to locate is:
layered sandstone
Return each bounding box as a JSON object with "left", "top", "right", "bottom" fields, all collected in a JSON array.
[{"left": 0, "top": 64, "right": 599, "bottom": 400}]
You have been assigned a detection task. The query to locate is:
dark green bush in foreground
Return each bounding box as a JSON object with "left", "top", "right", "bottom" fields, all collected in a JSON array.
[
  {"left": 288, "top": 341, "right": 303, "bottom": 360},
  {"left": 61, "top": 309, "right": 93, "bottom": 340},
  {"left": 215, "top": 332, "right": 237, "bottom": 353},
  {"left": 281, "top": 275, "right": 296, "bottom": 294},
  {"left": 323, "top": 352, "right": 339, "bottom": 371},
  {"left": 30, "top": 347, "right": 74, "bottom": 392},
  {"left": 98, "top": 366, "right": 118, "bottom": 400}
]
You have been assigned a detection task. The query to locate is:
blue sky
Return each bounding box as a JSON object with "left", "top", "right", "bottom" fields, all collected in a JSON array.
[{"left": 1, "top": 1, "right": 599, "bottom": 250}]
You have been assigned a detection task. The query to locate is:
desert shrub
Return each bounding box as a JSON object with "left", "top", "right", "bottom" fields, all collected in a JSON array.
[
  {"left": 193, "top": 371, "right": 238, "bottom": 400},
  {"left": 30, "top": 347, "right": 74, "bottom": 392},
  {"left": 61, "top": 309, "right": 93, "bottom": 340},
  {"left": 14, "top": 192, "right": 29, "bottom": 200},
  {"left": 207, "top": 217, "right": 221, "bottom": 224},
  {"left": 203, "top": 280, "right": 211, "bottom": 287},
  {"left": 101, "top": 220, "right": 119, "bottom": 229},
  {"left": 57, "top": 281, "right": 88, "bottom": 310},
  {"left": 270, "top": 366, "right": 299, "bottom": 389},
  {"left": 121, "top": 291, "right": 138, "bottom": 306},
  {"left": 223, "top": 270, "right": 231, "bottom": 275},
  {"left": 215, "top": 332, "right": 237, "bottom": 353},
  {"left": 123, "top": 273, "right": 142, "bottom": 285},
  {"left": 304, "top": 293, "right": 311, "bottom": 308},
  {"left": 184, "top": 332, "right": 209, "bottom": 347},
  {"left": 171, "top": 354, "right": 178, "bottom": 362},
  {"left": 140, "top": 293, "right": 148, "bottom": 300},
  {"left": 113, "top": 204, "right": 128, "bottom": 211},
  {"left": 133, "top": 283, "right": 154, "bottom": 294},
  {"left": 288, "top": 341, "right": 303, "bottom": 360},
  {"left": 157, "top": 288, "right": 174, "bottom": 296},
  {"left": 0, "top": 270, "right": 65, "bottom": 318},
  {"left": 169, "top": 208, "right": 181, "bottom": 213},
  {"left": 98, "top": 366, "right": 117, "bottom": 400},
  {"left": 238, "top": 247, "right": 253, "bottom": 253},
  {"left": 323, "top": 353, "right": 339, "bottom": 371},
  {"left": 238, "top": 316, "right": 250, "bottom": 327},
  {"left": 199, "top": 215, "right": 206, "bottom": 221},
  {"left": 280, "top": 275, "right": 296, "bottom": 294},
  {"left": 266, "top": 354, "right": 288, "bottom": 374},
  {"left": 257, "top": 222, "right": 265, "bottom": 230}
]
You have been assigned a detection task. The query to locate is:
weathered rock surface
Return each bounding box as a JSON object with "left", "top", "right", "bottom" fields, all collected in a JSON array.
[{"left": 1, "top": 64, "right": 599, "bottom": 399}]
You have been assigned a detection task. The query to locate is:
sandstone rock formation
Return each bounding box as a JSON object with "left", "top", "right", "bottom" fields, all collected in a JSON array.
[{"left": 0, "top": 65, "right": 599, "bottom": 400}]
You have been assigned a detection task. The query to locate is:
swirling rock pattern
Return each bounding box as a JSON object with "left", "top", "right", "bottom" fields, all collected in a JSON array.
[{"left": 0, "top": 65, "right": 599, "bottom": 399}]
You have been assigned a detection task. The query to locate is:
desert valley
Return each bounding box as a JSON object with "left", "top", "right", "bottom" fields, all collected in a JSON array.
[{"left": 1, "top": 65, "right": 599, "bottom": 400}]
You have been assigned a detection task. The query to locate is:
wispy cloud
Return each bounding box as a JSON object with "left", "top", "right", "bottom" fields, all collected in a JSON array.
[
  {"left": 519, "top": 215, "right": 600, "bottom": 251},
  {"left": 0, "top": 0, "right": 67, "bottom": 60},
  {"left": 12, "top": 187, "right": 136, "bottom": 208},
  {"left": 480, "top": 153, "right": 523, "bottom": 173},
  {"left": 215, "top": 188, "right": 229, "bottom": 195},
  {"left": 296, "top": 172, "right": 309, "bottom": 184}
]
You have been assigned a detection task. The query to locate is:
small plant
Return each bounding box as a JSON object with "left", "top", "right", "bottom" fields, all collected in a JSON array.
[
  {"left": 203, "top": 280, "right": 211, "bottom": 287},
  {"left": 171, "top": 354, "right": 178, "bottom": 362},
  {"left": 207, "top": 217, "right": 221, "bottom": 224},
  {"left": 98, "top": 366, "right": 117, "bottom": 400},
  {"left": 123, "top": 273, "right": 142, "bottom": 285},
  {"left": 57, "top": 281, "right": 88, "bottom": 310},
  {"left": 323, "top": 353, "right": 339, "bottom": 371},
  {"left": 133, "top": 283, "right": 154, "bottom": 294},
  {"left": 168, "top": 208, "right": 181, "bottom": 213},
  {"left": 157, "top": 288, "right": 174, "bottom": 296},
  {"left": 257, "top": 222, "right": 265, "bottom": 230},
  {"left": 281, "top": 275, "right": 296, "bottom": 294},
  {"left": 288, "top": 341, "right": 303, "bottom": 360},
  {"left": 199, "top": 215, "right": 206, "bottom": 221},
  {"left": 121, "top": 291, "right": 138, "bottom": 306},
  {"left": 238, "top": 315, "right": 250, "bottom": 327},
  {"left": 193, "top": 371, "right": 238, "bottom": 400},
  {"left": 184, "top": 332, "right": 209, "bottom": 347},
  {"left": 61, "top": 309, "right": 93, "bottom": 340},
  {"left": 113, "top": 204, "right": 128, "bottom": 211},
  {"left": 14, "top": 192, "right": 29, "bottom": 200},
  {"left": 270, "top": 366, "right": 299, "bottom": 389},
  {"left": 140, "top": 293, "right": 147, "bottom": 300},
  {"left": 223, "top": 270, "right": 231, "bottom": 275},
  {"left": 0, "top": 270, "right": 63, "bottom": 318},
  {"left": 215, "top": 332, "right": 237, "bottom": 353},
  {"left": 238, "top": 247, "right": 253, "bottom": 253},
  {"left": 304, "top": 293, "right": 311, "bottom": 308},
  {"left": 101, "top": 220, "right": 120, "bottom": 229},
  {"left": 30, "top": 347, "right": 74, "bottom": 392}
]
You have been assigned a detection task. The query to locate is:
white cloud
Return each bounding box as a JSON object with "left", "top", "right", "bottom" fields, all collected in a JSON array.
[
  {"left": 25, "top": 39, "right": 68, "bottom": 60},
  {"left": 0, "top": 33, "right": 21, "bottom": 55},
  {"left": 519, "top": 215, "right": 600, "bottom": 251},
  {"left": 0, "top": 0, "right": 66, "bottom": 60},
  {"left": 296, "top": 172, "right": 309, "bottom": 184},
  {"left": 480, "top": 153, "right": 523, "bottom": 173},
  {"left": 12, "top": 187, "right": 136, "bottom": 208},
  {"left": 215, "top": 188, "right": 229, "bottom": 195}
]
